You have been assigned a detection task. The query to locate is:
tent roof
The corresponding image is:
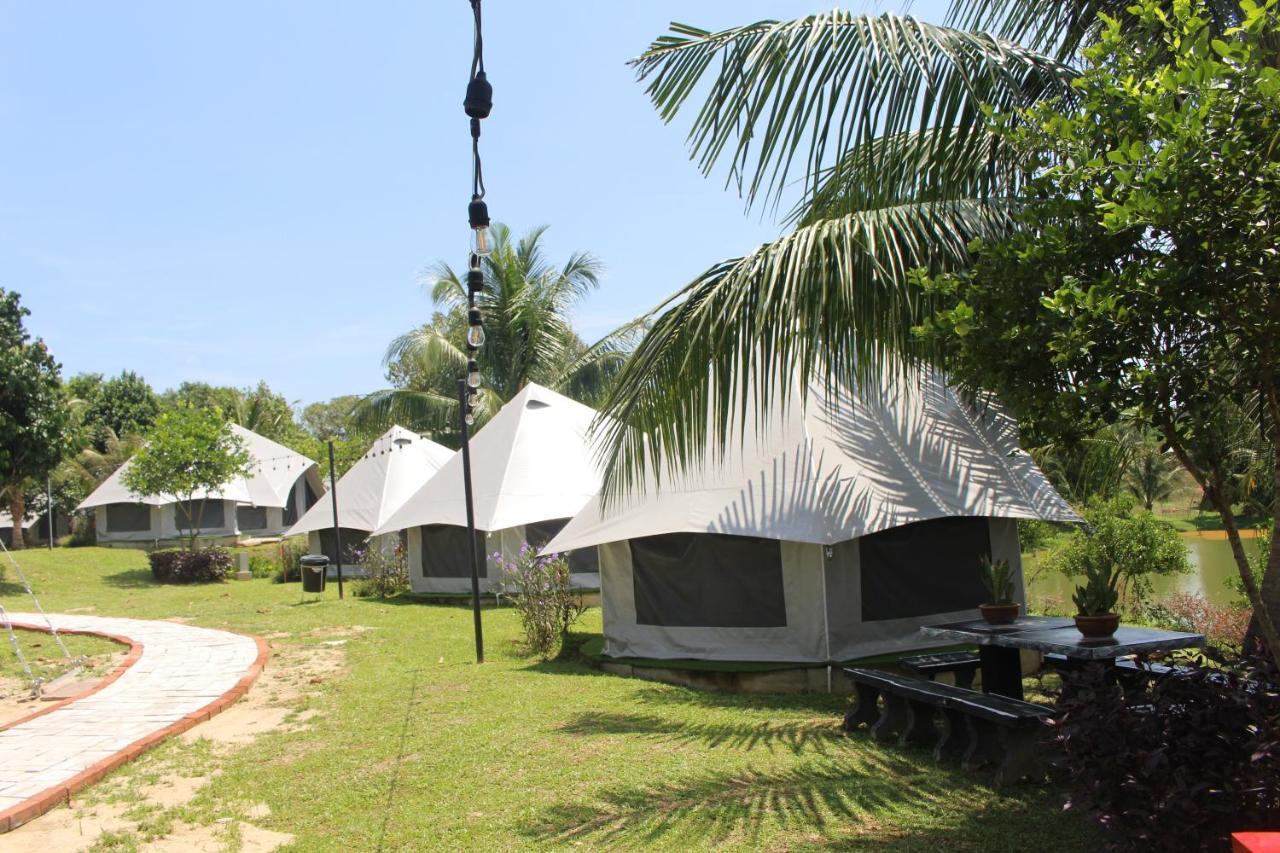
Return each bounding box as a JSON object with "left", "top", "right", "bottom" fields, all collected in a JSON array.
[
  {"left": 286, "top": 426, "right": 454, "bottom": 536},
  {"left": 0, "top": 510, "right": 37, "bottom": 528},
  {"left": 77, "top": 423, "right": 318, "bottom": 511},
  {"left": 544, "top": 367, "right": 1080, "bottom": 552},
  {"left": 372, "top": 384, "right": 602, "bottom": 535}
]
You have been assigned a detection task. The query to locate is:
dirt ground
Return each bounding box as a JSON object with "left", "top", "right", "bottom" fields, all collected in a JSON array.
[{"left": 4, "top": 638, "right": 344, "bottom": 852}]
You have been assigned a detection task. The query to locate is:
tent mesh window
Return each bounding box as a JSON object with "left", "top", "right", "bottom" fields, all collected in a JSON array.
[
  {"left": 420, "top": 525, "right": 487, "bottom": 578},
  {"left": 174, "top": 500, "right": 226, "bottom": 532},
  {"left": 236, "top": 506, "right": 268, "bottom": 531},
  {"left": 630, "top": 533, "right": 787, "bottom": 628},
  {"left": 858, "top": 516, "right": 993, "bottom": 622},
  {"left": 318, "top": 528, "right": 366, "bottom": 566},
  {"left": 282, "top": 487, "right": 300, "bottom": 527},
  {"left": 304, "top": 478, "right": 318, "bottom": 510},
  {"left": 525, "top": 518, "right": 599, "bottom": 574},
  {"left": 105, "top": 502, "right": 152, "bottom": 533}
]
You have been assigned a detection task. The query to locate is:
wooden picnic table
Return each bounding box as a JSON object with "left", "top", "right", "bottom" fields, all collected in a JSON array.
[{"left": 920, "top": 615, "right": 1205, "bottom": 700}]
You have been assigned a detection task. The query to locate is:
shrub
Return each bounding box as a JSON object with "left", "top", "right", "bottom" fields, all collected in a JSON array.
[
  {"left": 1145, "top": 592, "right": 1252, "bottom": 653},
  {"left": 65, "top": 515, "right": 96, "bottom": 548},
  {"left": 1052, "top": 657, "right": 1280, "bottom": 851},
  {"left": 351, "top": 539, "right": 408, "bottom": 599},
  {"left": 148, "top": 547, "right": 231, "bottom": 584},
  {"left": 494, "top": 544, "right": 587, "bottom": 660},
  {"left": 274, "top": 537, "right": 308, "bottom": 583},
  {"left": 247, "top": 555, "right": 277, "bottom": 579}
]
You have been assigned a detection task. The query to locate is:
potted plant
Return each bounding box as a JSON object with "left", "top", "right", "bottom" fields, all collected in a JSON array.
[
  {"left": 1072, "top": 562, "right": 1121, "bottom": 638},
  {"left": 978, "top": 556, "right": 1020, "bottom": 624}
]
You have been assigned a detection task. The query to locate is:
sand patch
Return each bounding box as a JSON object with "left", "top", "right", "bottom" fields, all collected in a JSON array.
[
  {"left": 0, "top": 676, "right": 39, "bottom": 726},
  {"left": 304, "top": 624, "right": 374, "bottom": 639},
  {"left": 181, "top": 642, "right": 342, "bottom": 746},
  {"left": 5, "top": 800, "right": 135, "bottom": 851},
  {"left": 142, "top": 820, "right": 293, "bottom": 852}
]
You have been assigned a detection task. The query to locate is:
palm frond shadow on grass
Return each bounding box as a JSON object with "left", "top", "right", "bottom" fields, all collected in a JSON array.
[
  {"left": 518, "top": 751, "right": 1068, "bottom": 850},
  {"left": 558, "top": 710, "right": 839, "bottom": 756}
]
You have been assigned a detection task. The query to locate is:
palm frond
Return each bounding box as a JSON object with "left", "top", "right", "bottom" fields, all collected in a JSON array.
[
  {"left": 631, "top": 11, "right": 1076, "bottom": 213},
  {"left": 595, "top": 198, "right": 1013, "bottom": 499},
  {"left": 350, "top": 389, "right": 458, "bottom": 435}
]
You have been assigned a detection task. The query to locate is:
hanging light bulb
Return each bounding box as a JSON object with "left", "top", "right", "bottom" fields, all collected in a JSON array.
[
  {"left": 469, "top": 197, "right": 492, "bottom": 256},
  {"left": 464, "top": 412, "right": 476, "bottom": 426},
  {"left": 467, "top": 359, "right": 481, "bottom": 389},
  {"left": 467, "top": 306, "right": 485, "bottom": 348}
]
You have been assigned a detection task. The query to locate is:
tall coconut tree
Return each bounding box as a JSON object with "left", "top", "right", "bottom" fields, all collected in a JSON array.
[
  {"left": 596, "top": 1, "right": 1245, "bottom": 495},
  {"left": 355, "top": 225, "right": 641, "bottom": 442}
]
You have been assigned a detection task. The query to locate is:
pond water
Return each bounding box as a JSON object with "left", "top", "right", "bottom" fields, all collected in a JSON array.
[{"left": 1024, "top": 533, "right": 1251, "bottom": 608}]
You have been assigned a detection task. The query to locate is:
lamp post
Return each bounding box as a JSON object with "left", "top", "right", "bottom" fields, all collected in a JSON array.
[
  {"left": 328, "top": 428, "right": 347, "bottom": 599},
  {"left": 459, "top": 0, "right": 492, "bottom": 665},
  {"left": 45, "top": 476, "right": 53, "bottom": 551}
]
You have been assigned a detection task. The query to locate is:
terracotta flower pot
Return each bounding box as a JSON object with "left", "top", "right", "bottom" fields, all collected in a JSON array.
[
  {"left": 979, "top": 602, "right": 1021, "bottom": 625},
  {"left": 1074, "top": 613, "right": 1120, "bottom": 639}
]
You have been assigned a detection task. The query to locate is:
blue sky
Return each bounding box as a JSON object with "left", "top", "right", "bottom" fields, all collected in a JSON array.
[{"left": 3, "top": 0, "right": 948, "bottom": 406}]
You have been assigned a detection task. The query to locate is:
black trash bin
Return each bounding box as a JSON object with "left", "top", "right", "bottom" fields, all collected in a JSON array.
[{"left": 300, "top": 555, "right": 328, "bottom": 593}]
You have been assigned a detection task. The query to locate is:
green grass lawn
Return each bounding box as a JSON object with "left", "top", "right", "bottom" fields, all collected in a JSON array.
[{"left": 0, "top": 548, "right": 1098, "bottom": 851}]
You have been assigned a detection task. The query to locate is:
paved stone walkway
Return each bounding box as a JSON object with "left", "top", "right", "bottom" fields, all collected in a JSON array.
[{"left": 0, "top": 613, "right": 266, "bottom": 832}]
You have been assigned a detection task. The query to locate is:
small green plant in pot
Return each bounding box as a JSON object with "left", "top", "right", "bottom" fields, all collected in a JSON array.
[
  {"left": 1072, "top": 562, "right": 1120, "bottom": 638},
  {"left": 978, "top": 556, "right": 1020, "bottom": 624}
]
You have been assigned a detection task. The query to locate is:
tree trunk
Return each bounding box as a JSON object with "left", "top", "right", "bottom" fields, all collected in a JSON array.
[
  {"left": 1208, "top": 477, "right": 1280, "bottom": 668},
  {"left": 1249, "top": 443, "right": 1280, "bottom": 652},
  {"left": 8, "top": 490, "right": 24, "bottom": 550}
]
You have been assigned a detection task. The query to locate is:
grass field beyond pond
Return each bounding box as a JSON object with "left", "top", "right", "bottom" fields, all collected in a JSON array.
[{"left": 0, "top": 548, "right": 1098, "bottom": 851}]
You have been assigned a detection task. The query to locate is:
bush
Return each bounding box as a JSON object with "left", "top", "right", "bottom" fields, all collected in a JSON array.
[
  {"left": 494, "top": 544, "right": 587, "bottom": 660},
  {"left": 147, "top": 547, "right": 232, "bottom": 584},
  {"left": 1143, "top": 592, "right": 1251, "bottom": 653},
  {"left": 247, "top": 555, "right": 277, "bottom": 579},
  {"left": 274, "top": 537, "right": 308, "bottom": 583},
  {"left": 1052, "top": 657, "right": 1280, "bottom": 851},
  {"left": 351, "top": 539, "right": 408, "bottom": 599},
  {"left": 65, "top": 515, "right": 96, "bottom": 548}
]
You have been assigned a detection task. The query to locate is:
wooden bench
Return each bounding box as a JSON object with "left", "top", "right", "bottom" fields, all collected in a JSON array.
[
  {"left": 843, "top": 667, "right": 1053, "bottom": 785},
  {"left": 901, "top": 651, "right": 980, "bottom": 690}
]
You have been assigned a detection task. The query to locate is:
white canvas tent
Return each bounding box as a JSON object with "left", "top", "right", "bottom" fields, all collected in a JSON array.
[
  {"left": 78, "top": 424, "right": 323, "bottom": 545},
  {"left": 286, "top": 426, "right": 454, "bottom": 567},
  {"left": 373, "top": 383, "right": 603, "bottom": 593},
  {"left": 545, "top": 367, "right": 1080, "bottom": 663}
]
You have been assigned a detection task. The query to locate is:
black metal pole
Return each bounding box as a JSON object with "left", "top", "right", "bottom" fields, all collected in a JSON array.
[
  {"left": 327, "top": 440, "right": 344, "bottom": 599},
  {"left": 46, "top": 476, "right": 53, "bottom": 550},
  {"left": 459, "top": 378, "right": 485, "bottom": 663}
]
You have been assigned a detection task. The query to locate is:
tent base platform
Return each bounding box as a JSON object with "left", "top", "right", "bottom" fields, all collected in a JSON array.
[
  {"left": 578, "top": 636, "right": 1043, "bottom": 696},
  {"left": 403, "top": 590, "right": 602, "bottom": 608}
]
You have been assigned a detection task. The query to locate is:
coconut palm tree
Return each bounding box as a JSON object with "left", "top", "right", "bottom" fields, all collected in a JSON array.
[
  {"left": 355, "top": 225, "right": 642, "bottom": 442},
  {"left": 596, "top": 1, "right": 1246, "bottom": 495}
]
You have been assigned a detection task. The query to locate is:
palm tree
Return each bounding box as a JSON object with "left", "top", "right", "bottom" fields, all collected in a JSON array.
[
  {"left": 596, "top": 2, "right": 1244, "bottom": 495},
  {"left": 355, "top": 225, "right": 642, "bottom": 442}
]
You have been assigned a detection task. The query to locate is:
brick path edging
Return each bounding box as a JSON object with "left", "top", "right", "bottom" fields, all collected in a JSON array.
[{"left": 0, "top": 621, "right": 269, "bottom": 833}]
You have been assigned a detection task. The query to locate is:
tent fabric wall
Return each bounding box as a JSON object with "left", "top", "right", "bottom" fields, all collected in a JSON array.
[
  {"left": 406, "top": 523, "right": 601, "bottom": 595},
  {"left": 598, "top": 539, "right": 829, "bottom": 662},
  {"left": 597, "top": 517, "right": 1025, "bottom": 663}
]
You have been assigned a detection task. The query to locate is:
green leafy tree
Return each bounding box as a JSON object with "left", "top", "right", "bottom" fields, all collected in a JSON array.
[
  {"left": 917, "top": 0, "right": 1280, "bottom": 660},
  {"left": 300, "top": 395, "right": 361, "bottom": 440},
  {"left": 82, "top": 370, "right": 158, "bottom": 449},
  {"left": 161, "top": 380, "right": 304, "bottom": 446},
  {"left": 122, "top": 407, "right": 250, "bottom": 550},
  {"left": 1047, "top": 498, "right": 1191, "bottom": 610},
  {"left": 356, "top": 225, "right": 641, "bottom": 443},
  {"left": 1127, "top": 440, "right": 1181, "bottom": 512},
  {"left": 0, "top": 290, "right": 77, "bottom": 549}
]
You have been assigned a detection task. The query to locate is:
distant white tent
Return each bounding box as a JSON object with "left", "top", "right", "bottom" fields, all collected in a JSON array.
[
  {"left": 373, "top": 383, "right": 603, "bottom": 593},
  {"left": 545, "top": 366, "right": 1080, "bottom": 663},
  {"left": 77, "top": 424, "right": 323, "bottom": 544},
  {"left": 286, "top": 426, "right": 454, "bottom": 565}
]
